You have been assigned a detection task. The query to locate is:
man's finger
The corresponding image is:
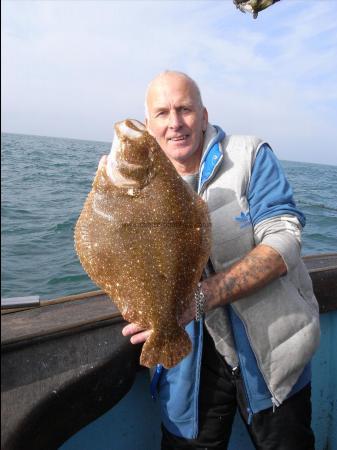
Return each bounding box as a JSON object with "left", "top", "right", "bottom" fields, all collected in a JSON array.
[
  {"left": 122, "top": 322, "right": 145, "bottom": 336},
  {"left": 130, "top": 330, "right": 152, "bottom": 344}
]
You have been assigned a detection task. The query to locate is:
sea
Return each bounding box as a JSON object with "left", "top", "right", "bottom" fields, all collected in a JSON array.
[{"left": 1, "top": 132, "right": 337, "bottom": 300}]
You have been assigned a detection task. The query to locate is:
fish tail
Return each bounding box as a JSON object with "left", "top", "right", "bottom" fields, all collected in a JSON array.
[{"left": 140, "top": 327, "right": 192, "bottom": 369}]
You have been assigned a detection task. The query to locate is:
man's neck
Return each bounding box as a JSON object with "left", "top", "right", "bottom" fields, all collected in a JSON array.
[{"left": 170, "top": 147, "right": 202, "bottom": 176}]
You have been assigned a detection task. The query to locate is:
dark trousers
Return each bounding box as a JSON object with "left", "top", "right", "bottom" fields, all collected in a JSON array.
[{"left": 161, "top": 327, "right": 315, "bottom": 450}]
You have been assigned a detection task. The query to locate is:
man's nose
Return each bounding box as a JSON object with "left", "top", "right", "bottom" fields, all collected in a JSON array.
[{"left": 168, "top": 110, "right": 182, "bottom": 129}]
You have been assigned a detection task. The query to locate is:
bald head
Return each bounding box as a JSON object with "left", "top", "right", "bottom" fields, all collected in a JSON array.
[{"left": 145, "top": 71, "right": 204, "bottom": 118}]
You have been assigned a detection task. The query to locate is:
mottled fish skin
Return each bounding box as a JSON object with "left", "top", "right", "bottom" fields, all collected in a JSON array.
[{"left": 75, "top": 119, "right": 211, "bottom": 368}]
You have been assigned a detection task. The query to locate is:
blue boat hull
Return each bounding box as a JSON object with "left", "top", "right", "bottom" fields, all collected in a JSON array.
[{"left": 61, "top": 311, "right": 337, "bottom": 450}]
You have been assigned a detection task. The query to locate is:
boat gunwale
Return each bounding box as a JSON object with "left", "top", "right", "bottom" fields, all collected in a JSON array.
[
  {"left": 1, "top": 312, "right": 125, "bottom": 350},
  {"left": 2, "top": 253, "right": 336, "bottom": 316},
  {"left": 1, "top": 253, "right": 336, "bottom": 349}
]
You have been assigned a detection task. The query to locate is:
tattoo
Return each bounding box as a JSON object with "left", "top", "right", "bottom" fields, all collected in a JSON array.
[{"left": 203, "top": 245, "right": 286, "bottom": 310}]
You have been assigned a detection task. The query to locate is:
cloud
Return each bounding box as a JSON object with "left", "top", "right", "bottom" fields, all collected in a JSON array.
[{"left": 2, "top": 0, "right": 337, "bottom": 164}]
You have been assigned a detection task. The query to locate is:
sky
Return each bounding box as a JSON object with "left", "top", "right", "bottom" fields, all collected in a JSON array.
[{"left": 2, "top": 0, "right": 337, "bottom": 165}]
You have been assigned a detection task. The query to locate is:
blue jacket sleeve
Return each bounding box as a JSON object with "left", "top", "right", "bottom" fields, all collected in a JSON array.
[{"left": 248, "top": 144, "right": 306, "bottom": 227}]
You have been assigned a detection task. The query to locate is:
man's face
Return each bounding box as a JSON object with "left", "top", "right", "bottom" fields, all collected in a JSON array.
[{"left": 145, "top": 74, "right": 208, "bottom": 168}]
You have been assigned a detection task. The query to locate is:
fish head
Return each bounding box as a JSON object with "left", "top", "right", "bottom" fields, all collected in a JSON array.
[{"left": 105, "top": 119, "right": 156, "bottom": 192}]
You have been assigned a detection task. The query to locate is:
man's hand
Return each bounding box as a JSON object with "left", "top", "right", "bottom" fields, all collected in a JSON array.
[{"left": 122, "top": 294, "right": 197, "bottom": 345}]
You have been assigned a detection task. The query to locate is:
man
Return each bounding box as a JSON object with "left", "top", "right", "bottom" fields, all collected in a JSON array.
[{"left": 122, "top": 71, "right": 320, "bottom": 449}]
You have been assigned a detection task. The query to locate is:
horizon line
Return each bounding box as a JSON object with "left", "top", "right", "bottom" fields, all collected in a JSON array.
[{"left": 2, "top": 130, "right": 336, "bottom": 168}]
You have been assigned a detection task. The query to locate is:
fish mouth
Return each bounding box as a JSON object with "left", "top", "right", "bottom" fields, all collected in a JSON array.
[
  {"left": 115, "top": 119, "right": 146, "bottom": 140},
  {"left": 111, "top": 119, "right": 150, "bottom": 165},
  {"left": 106, "top": 119, "right": 153, "bottom": 190}
]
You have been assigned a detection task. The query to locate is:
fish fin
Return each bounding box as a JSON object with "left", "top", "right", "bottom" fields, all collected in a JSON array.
[{"left": 140, "top": 327, "right": 192, "bottom": 369}]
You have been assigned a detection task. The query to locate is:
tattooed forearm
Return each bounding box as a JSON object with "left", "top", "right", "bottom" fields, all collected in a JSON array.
[{"left": 202, "top": 244, "right": 287, "bottom": 311}]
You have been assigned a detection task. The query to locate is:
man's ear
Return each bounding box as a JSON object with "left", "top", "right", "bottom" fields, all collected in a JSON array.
[{"left": 202, "top": 108, "right": 208, "bottom": 132}]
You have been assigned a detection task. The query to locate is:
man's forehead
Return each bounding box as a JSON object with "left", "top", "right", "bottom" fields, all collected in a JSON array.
[{"left": 147, "top": 76, "right": 198, "bottom": 108}]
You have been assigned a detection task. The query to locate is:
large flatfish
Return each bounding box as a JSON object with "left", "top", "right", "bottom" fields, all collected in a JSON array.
[{"left": 74, "top": 119, "right": 211, "bottom": 368}]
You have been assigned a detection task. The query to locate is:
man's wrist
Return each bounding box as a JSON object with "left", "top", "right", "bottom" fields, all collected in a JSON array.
[{"left": 201, "top": 274, "right": 230, "bottom": 310}]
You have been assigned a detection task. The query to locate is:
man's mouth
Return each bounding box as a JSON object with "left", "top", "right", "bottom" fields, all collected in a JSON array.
[{"left": 168, "top": 135, "right": 189, "bottom": 142}]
